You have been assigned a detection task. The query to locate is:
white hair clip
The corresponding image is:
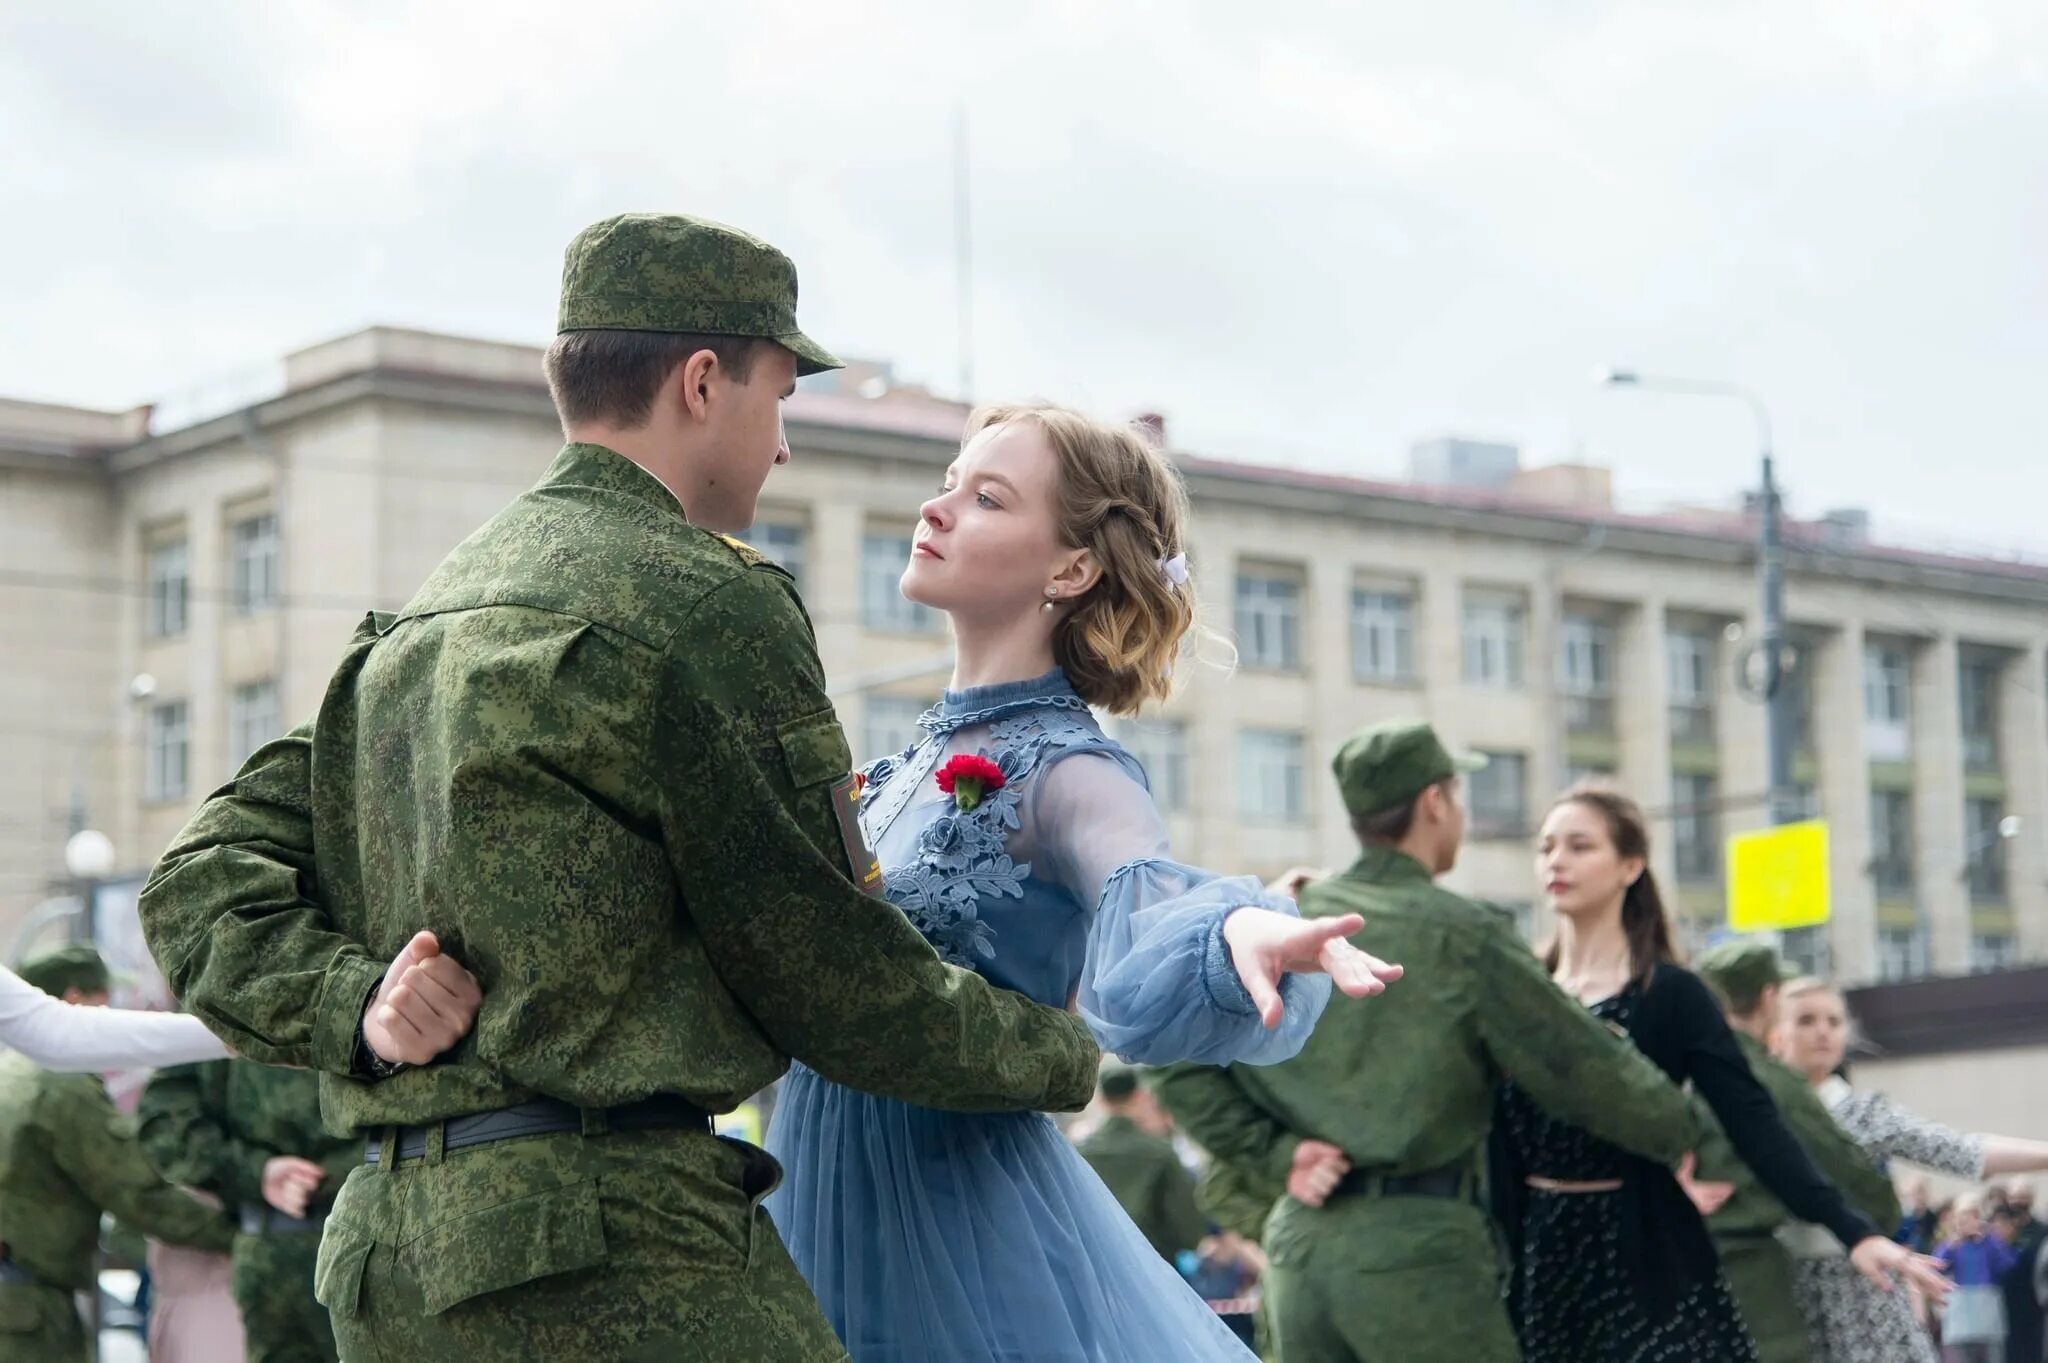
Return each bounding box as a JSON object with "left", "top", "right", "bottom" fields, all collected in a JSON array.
[{"left": 1159, "top": 552, "right": 1189, "bottom": 587}]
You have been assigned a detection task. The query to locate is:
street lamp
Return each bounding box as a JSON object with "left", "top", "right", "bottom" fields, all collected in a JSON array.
[{"left": 1596, "top": 367, "right": 1793, "bottom": 825}]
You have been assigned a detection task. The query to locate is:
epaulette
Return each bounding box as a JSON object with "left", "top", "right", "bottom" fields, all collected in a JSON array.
[{"left": 717, "top": 534, "right": 769, "bottom": 567}]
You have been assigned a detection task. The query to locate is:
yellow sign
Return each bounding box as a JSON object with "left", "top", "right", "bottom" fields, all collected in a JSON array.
[
  {"left": 1726, "top": 820, "right": 1831, "bottom": 932},
  {"left": 715, "top": 1100, "right": 763, "bottom": 1147}
]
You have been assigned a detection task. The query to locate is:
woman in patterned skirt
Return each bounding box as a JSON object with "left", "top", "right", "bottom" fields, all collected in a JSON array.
[
  {"left": 1773, "top": 978, "right": 2048, "bottom": 1363},
  {"left": 1492, "top": 788, "right": 1948, "bottom": 1363}
]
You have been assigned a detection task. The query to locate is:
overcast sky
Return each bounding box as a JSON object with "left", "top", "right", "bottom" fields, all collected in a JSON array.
[{"left": 4, "top": 1, "right": 2043, "bottom": 554}]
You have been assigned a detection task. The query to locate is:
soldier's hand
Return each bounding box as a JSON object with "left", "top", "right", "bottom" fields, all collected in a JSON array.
[
  {"left": 1264, "top": 867, "right": 1327, "bottom": 899},
  {"left": 363, "top": 931, "right": 483, "bottom": 1066},
  {"left": 261, "top": 1155, "right": 325, "bottom": 1218},
  {"left": 1286, "top": 1139, "right": 1349, "bottom": 1208},
  {"left": 1848, "top": 1236, "right": 1952, "bottom": 1301},
  {"left": 1674, "top": 1153, "right": 1735, "bottom": 1216},
  {"left": 1222, "top": 908, "right": 1404, "bottom": 1027}
]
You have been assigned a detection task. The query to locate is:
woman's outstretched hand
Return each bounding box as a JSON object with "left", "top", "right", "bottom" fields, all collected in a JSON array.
[{"left": 1222, "top": 908, "right": 1403, "bottom": 1027}]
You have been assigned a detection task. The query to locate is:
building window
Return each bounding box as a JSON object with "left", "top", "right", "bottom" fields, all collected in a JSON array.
[
  {"left": 1781, "top": 926, "right": 1832, "bottom": 978},
  {"left": 739, "top": 520, "right": 807, "bottom": 597},
  {"left": 1869, "top": 789, "right": 1915, "bottom": 899},
  {"left": 1560, "top": 614, "right": 1616, "bottom": 735},
  {"left": 1971, "top": 933, "right": 2017, "bottom": 973},
  {"left": 1238, "top": 729, "right": 1307, "bottom": 825},
  {"left": 1877, "top": 925, "right": 1930, "bottom": 982},
  {"left": 1965, "top": 798, "right": 2008, "bottom": 903},
  {"left": 1670, "top": 772, "right": 1721, "bottom": 883},
  {"left": 1235, "top": 569, "right": 1302, "bottom": 671},
  {"left": 1118, "top": 719, "right": 1190, "bottom": 815},
  {"left": 1462, "top": 592, "right": 1526, "bottom": 689},
  {"left": 1468, "top": 751, "right": 1528, "bottom": 839},
  {"left": 861, "top": 696, "right": 931, "bottom": 765},
  {"left": 1350, "top": 587, "right": 1415, "bottom": 684},
  {"left": 1862, "top": 640, "right": 1912, "bottom": 761},
  {"left": 146, "top": 539, "right": 189, "bottom": 639},
  {"left": 229, "top": 512, "right": 280, "bottom": 614},
  {"left": 1666, "top": 628, "right": 1716, "bottom": 744},
  {"left": 1959, "top": 653, "right": 2001, "bottom": 772},
  {"left": 1786, "top": 783, "right": 1821, "bottom": 821},
  {"left": 1502, "top": 901, "right": 1536, "bottom": 943},
  {"left": 227, "top": 680, "right": 280, "bottom": 769},
  {"left": 860, "top": 534, "right": 938, "bottom": 634},
  {"left": 146, "top": 701, "right": 190, "bottom": 803}
]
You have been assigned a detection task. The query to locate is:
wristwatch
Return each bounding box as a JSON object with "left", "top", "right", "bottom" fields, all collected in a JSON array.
[{"left": 353, "top": 978, "right": 412, "bottom": 1081}]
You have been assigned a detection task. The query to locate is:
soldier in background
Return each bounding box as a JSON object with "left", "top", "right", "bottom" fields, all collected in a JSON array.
[
  {"left": 1157, "top": 720, "right": 1700, "bottom": 1363},
  {"left": 1077, "top": 1061, "right": 1209, "bottom": 1265},
  {"left": 0, "top": 945, "right": 237, "bottom": 1363},
  {"left": 140, "top": 1059, "right": 356, "bottom": 1363}
]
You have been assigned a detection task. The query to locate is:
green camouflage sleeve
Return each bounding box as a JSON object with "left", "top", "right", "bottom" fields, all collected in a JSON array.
[
  {"left": 137, "top": 1061, "right": 275, "bottom": 1207},
  {"left": 1764, "top": 1062, "right": 1903, "bottom": 1230},
  {"left": 1152, "top": 1062, "right": 1302, "bottom": 1187},
  {"left": 1472, "top": 922, "right": 1697, "bottom": 1165},
  {"left": 657, "top": 568, "right": 1099, "bottom": 1112},
  {"left": 138, "top": 723, "right": 386, "bottom": 1076},
  {"left": 1195, "top": 1156, "right": 1284, "bottom": 1243},
  {"left": 1156, "top": 1150, "right": 1213, "bottom": 1254},
  {"left": 46, "top": 1078, "right": 236, "bottom": 1255}
]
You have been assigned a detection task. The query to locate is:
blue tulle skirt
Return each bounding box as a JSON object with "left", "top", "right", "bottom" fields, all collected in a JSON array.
[{"left": 765, "top": 1062, "right": 1255, "bottom": 1362}]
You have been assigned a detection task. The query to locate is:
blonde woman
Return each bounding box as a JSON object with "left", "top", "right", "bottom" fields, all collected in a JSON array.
[
  {"left": 1774, "top": 977, "right": 2048, "bottom": 1363},
  {"left": 762, "top": 405, "right": 1400, "bottom": 1362}
]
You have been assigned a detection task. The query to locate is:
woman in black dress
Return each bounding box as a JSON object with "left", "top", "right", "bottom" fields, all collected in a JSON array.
[{"left": 1491, "top": 787, "right": 1949, "bottom": 1363}]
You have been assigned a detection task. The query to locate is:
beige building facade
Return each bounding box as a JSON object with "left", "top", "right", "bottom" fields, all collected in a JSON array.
[{"left": 7, "top": 326, "right": 2048, "bottom": 1006}]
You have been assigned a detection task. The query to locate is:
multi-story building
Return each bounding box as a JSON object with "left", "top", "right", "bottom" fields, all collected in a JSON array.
[{"left": 8, "top": 326, "right": 2048, "bottom": 1004}]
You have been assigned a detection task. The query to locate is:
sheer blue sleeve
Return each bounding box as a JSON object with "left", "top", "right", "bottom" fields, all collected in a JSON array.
[{"left": 1031, "top": 750, "right": 1331, "bottom": 1066}]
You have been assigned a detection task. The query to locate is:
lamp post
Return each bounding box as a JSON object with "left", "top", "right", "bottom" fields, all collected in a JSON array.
[{"left": 1596, "top": 369, "right": 1794, "bottom": 826}]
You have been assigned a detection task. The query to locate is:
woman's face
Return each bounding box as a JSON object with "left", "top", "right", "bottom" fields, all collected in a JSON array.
[
  {"left": 1535, "top": 800, "right": 1642, "bottom": 921},
  {"left": 900, "top": 420, "right": 1086, "bottom": 623},
  {"left": 1775, "top": 987, "right": 1849, "bottom": 1079}
]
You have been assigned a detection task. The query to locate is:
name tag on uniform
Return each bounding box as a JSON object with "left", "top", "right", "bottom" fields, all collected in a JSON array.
[{"left": 829, "top": 774, "right": 886, "bottom": 897}]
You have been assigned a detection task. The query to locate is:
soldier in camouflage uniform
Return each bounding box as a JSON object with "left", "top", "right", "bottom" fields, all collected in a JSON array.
[
  {"left": 1691, "top": 941, "right": 1903, "bottom": 1363},
  {"left": 1076, "top": 1061, "right": 1210, "bottom": 1265},
  {"left": 139, "top": 1060, "right": 357, "bottom": 1363},
  {"left": 137, "top": 212, "right": 1100, "bottom": 1363},
  {"left": 1156, "top": 721, "right": 1702, "bottom": 1363},
  {"left": 0, "top": 946, "right": 238, "bottom": 1363}
]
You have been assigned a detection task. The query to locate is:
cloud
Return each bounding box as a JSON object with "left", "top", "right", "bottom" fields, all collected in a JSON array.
[{"left": 1, "top": 0, "right": 2043, "bottom": 551}]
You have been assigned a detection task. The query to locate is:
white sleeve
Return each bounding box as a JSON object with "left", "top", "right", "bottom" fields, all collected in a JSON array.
[{"left": 0, "top": 964, "right": 231, "bottom": 1071}]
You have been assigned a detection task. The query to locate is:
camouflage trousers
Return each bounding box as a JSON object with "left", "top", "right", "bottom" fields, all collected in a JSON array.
[
  {"left": 314, "top": 1126, "right": 849, "bottom": 1363},
  {"left": 0, "top": 1281, "right": 87, "bottom": 1363},
  {"left": 1716, "top": 1235, "right": 1816, "bottom": 1363},
  {"left": 235, "top": 1227, "right": 338, "bottom": 1363},
  {"left": 1261, "top": 1193, "right": 1519, "bottom": 1363}
]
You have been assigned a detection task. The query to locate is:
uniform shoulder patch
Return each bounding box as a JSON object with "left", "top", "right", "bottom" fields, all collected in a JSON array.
[{"left": 717, "top": 533, "right": 769, "bottom": 567}]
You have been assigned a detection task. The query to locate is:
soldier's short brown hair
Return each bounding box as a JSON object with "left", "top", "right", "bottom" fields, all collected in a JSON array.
[
  {"left": 1349, "top": 780, "right": 1447, "bottom": 846},
  {"left": 543, "top": 329, "right": 764, "bottom": 429}
]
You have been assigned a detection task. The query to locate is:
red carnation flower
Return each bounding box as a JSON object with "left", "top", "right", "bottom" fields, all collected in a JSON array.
[{"left": 936, "top": 754, "right": 1006, "bottom": 811}]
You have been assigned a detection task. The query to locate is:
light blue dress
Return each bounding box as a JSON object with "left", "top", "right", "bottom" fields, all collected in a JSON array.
[{"left": 765, "top": 670, "right": 1331, "bottom": 1362}]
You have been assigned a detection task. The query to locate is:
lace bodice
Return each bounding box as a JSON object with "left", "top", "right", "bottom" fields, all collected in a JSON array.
[{"left": 857, "top": 669, "right": 1330, "bottom": 1066}]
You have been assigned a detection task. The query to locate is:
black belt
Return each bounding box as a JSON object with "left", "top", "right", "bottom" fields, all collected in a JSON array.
[
  {"left": 1332, "top": 1166, "right": 1477, "bottom": 1202},
  {"left": 364, "top": 1094, "right": 713, "bottom": 1164},
  {"left": 239, "top": 1203, "right": 327, "bottom": 1235}
]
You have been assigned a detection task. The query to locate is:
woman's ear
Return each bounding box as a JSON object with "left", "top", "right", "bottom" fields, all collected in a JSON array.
[{"left": 1052, "top": 548, "right": 1102, "bottom": 598}]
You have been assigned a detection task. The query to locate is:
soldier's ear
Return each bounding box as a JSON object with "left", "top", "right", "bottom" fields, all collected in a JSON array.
[{"left": 674, "top": 348, "right": 722, "bottom": 423}]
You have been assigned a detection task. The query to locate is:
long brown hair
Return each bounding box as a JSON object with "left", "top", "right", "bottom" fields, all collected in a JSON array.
[
  {"left": 966, "top": 404, "right": 1197, "bottom": 715},
  {"left": 1541, "top": 785, "right": 1683, "bottom": 990}
]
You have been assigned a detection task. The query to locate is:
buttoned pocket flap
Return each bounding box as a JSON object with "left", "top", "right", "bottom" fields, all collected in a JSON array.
[
  {"left": 778, "top": 710, "right": 854, "bottom": 789},
  {"left": 413, "top": 1180, "right": 607, "bottom": 1316},
  {"left": 313, "top": 1222, "right": 374, "bottom": 1320}
]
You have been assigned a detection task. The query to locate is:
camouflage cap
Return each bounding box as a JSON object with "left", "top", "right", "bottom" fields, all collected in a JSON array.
[
  {"left": 16, "top": 942, "right": 111, "bottom": 999},
  {"left": 556, "top": 212, "right": 843, "bottom": 376},
  {"left": 1696, "top": 939, "right": 1798, "bottom": 1013},
  {"left": 1333, "top": 720, "right": 1487, "bottom": 820}
]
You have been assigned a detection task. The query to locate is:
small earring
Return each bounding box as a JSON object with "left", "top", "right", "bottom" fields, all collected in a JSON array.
[{"left": 1043, "top": 587, "right": 1059, "bottom": 613}]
